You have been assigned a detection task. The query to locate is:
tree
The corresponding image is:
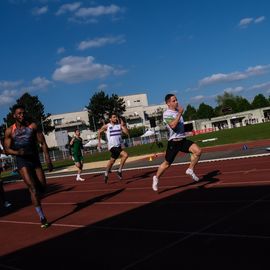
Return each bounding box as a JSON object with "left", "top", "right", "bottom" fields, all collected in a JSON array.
[
  {"left": 183, "top": 104, "right": 197, "bottom": 121},
  {"left": 216, "top": 92, "right": 238, "bottom": 114},
  {"left": 235, "top": 96, "right": 252, "bottom": 112},
  {"left": 197, "top": 103, "right": 214, "bottom": 119},
  {"left": 86, "top": 90, "right": 126, "bottom": 131},
  {"left": 251, "top": 94, "right": 270, "bottom": 109},
  {"left": 4, "top": 92, "right": 54, "bottom": 134}
]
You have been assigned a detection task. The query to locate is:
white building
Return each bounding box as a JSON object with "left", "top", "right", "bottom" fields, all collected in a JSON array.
[
  {"left": 44, "top": 93, "right": 270, "bottom": 148},
  {"left": 45, "top": 110, "right": 95, "bottom": 148}
]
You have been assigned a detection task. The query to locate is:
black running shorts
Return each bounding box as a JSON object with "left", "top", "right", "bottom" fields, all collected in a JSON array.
[
  {"left": 110, "top": 146, "right": 122, "bottom": 160},
  {"left": 165, "top": 138, "right": 194, "bottom": 165}
]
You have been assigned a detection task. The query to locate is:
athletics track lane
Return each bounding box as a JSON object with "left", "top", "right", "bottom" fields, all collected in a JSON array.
[{"left": 0, "top": 155, "right": 270, "bottom": 270}]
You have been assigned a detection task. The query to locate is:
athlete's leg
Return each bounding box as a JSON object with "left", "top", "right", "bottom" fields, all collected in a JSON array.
[
  {"left": 118, "top": 150, "right": 128, "bottom": 171},
  {"left": 188, "top": 143, "right": 201, "bottom": 170},
  {"left": 185, "top": 143, "right": 202, "bottom": 182}
]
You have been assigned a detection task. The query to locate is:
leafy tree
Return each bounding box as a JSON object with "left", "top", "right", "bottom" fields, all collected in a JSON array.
[
  {"left": 251, "top": 94, "right": 270, "bottom": 109},
  {"left": 216, "top": 92, "right": 238, "bottom": 114},
  {"left": 86, "top": 90, "right": 126, "bottom": 131},
  {"left": 183, "top": 104, "right": 197, "bottom": 121},
  {"left": 197, "top": 103, "right": 214, "bottom": 119},
  {"left": 235, "top": 96, "right": 252, "bottom": 112},
  {"left": 4, "top": 92, "right": 54, "bottom": 134}
]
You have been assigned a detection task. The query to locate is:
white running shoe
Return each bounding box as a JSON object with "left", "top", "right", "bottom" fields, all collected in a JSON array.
[
  {"left": 152, "top": 176, "right": 159, "bottom": 191},
  {"left": 4, "top": 201, "right": 12, "bottom": 208},
  {"left": 76, "top": 177, "right": 85, "bottom": 181},
  {"left": 186, "top": 168, "right": 199, "bottom": 182}
]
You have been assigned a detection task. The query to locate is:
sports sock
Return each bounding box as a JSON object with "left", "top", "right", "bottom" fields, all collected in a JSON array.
[{"left": 35, "top": 206, "right": 45, "bottom": 220}]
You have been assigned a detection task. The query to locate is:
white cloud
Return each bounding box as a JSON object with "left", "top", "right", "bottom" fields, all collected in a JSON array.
[
  {"left": 0, "top": 90, "right": 18, "bottom": 105},
  {"left": 57, "top": 47, "right": 66, "bottom": 54},
  {"left": 254, "top": 16, "right": 266, "bottom": 24},
  {"left": 52, "top": 56, "right": 126, "bottom": 83},
  {"left": 75, "top": 4, "right": 121, "bottom": 18},
  {"left": 97, "top": 84, "right": 108, "bottom": 90},
  {"left": 78, "top": 35, "right": 125, "bottom": 50},
  {"left": 190, "top": 95, "right": 204, "bottom": 102},
  {"left": 0, "top": 80, "right": 23, "bottom": 90},
  {"left": 250, "top": 81, "right": 270, "bottom": 91},
  {"left": 56, "top": 2, "right": 81, "bottom": 16},
  {"left": 223, "top": 86, "right": 244, "bottom": 94},
  {"left": 199, "top": 65, "right": 270, "bottom": 87},
  {"left": 29, "top": 77, "right": 52, "bottom": 90},
  {"left": 238, "top": 16, "right": 266, "bottom": 28},
  {"left": 32, "top": 6, "right": 48, "bottom": 16}
]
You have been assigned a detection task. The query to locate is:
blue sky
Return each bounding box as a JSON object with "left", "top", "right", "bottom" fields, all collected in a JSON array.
[{"left": 1, "top": 0, "right": 270, "bottom": 123}]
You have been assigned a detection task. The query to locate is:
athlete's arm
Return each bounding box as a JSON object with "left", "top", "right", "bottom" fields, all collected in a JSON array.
[
  {"left": 167, "top": 105, "right": 184, "bottom": 130},
  {"left": 98, "top": 124, "right": 107, "bottom": 148},
  {"left": 120, "top": 118, "right": 129, "bottom": 137},
  {"left": 35, "top": 124, "right": 53, "bottom": 172},
  {"left": 4, "top": 127, "right": 24, "bottom": 156}
]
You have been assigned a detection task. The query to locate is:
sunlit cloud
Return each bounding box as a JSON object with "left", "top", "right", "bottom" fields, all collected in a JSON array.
[
  {"left": 52, "top": 55, "right": 126, "bottom": 83},
  {"left": 238, "top": 16, "right": 266, "bottom": 28},
  {"left": 32, "top": 6, "right": 48, "bottom": 16},
  {"left": 56, "top": 2, "right": 81, "bottom": 16},
  {"left": 199, "top": 65, "right": 270, "bottom": 87},
  {"left": 78, "top": 35, "right": 125, "bottom": 50}
]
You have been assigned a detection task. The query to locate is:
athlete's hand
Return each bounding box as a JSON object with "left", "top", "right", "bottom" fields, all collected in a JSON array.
[{"left": 177, "top": 105, "right": 184, "bottom": 114}]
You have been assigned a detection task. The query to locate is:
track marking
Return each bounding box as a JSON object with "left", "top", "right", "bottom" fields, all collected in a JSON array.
[
  {"left": 0, "top": 219, "right": 84, "bottom": 228},
  {"left": 46, "top": 153, "right": 270, "bottom": 180}
]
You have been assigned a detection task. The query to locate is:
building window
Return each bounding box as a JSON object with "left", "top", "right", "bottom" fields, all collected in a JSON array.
[{"left": 53, "top": 118, "right": 63, "bottom": 125}]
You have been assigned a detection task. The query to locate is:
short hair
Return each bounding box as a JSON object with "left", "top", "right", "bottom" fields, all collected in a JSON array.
[
  {"left": 12, "top": 104, "right": 26, "bottom": 114},
  {"left": 74, "top": 128, "right": 80, "bottom": 133},
  {"left": 109, "top": 112, "right": 117, "bottom": 119},
  {"left": 165, "top": 94, "right": 175, "bottom": 104}
]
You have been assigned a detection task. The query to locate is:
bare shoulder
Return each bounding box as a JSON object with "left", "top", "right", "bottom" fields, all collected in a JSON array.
[{"left": 29, "top": 122, "right": 38, "bottom": 130}]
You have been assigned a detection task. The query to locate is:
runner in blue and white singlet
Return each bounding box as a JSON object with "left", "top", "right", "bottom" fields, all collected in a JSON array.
[
  {"left": 106, "top": 122, "right": 123, "bottom": 150},
  {"left": 98, "top": 113, "right": 129, "bottom": 184}
]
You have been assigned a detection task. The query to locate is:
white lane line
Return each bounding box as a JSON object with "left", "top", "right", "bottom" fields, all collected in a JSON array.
[
  {"left": 46, "top": 153, "right": 270, "bottom": 180},
  {"left": 0, "top": 219, "right": 84, "bottom": 228}
]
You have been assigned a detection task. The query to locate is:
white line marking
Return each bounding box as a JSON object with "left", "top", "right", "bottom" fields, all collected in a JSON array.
[{"left": 46, "top": 153, "right": 270, "bottom": 180}]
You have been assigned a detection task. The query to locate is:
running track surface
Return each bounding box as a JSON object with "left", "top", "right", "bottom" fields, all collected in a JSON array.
[{"left": 0, "top": 146, "right": 270, "bottom": 269}]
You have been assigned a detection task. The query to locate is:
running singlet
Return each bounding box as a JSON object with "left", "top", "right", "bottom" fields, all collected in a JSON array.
[
  {"left": 11, "top": 124, "right": 39, "bottom": 156},
  {"left": 71, "top": 137, "right": 83, "bottom": 157},
  {"left": 163, "top": 109, "right": 186, "bottom": 141},
  {"left": 106, "top": 123, "right": 122, "bottom": 150}
]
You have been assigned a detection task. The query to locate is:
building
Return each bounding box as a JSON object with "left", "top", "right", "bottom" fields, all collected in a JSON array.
[
  {"left": 45, "top": 110, "right": 95, "bottom": 148},
  {"left": 185, "top": 106, "right": 270, "bottom": 134},
  {"left": 121, "top": 93, "right": 167, "bottom": 128},
  {"left": 44, "top": 93, "right": 270, "bottom": 148}
]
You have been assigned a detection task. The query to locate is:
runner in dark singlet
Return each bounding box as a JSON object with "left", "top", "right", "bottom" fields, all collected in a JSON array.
[{"left": 4, "top": 104, "right": 53, "bottom": 228}]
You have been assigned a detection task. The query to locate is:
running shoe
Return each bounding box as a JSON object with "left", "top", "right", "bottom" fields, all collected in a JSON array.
[
  {"left": 152, "top": 176, "right": 159, "bottom": 191},
  {"left": 117, "top": 171, "right": 122, "bottom": 180},
  {"left": 185, "top": 168, "right": 199, "bottom": 182},
  {"left": 76, "top": 177, "right": 85, "bottom": 181},
  {"left": 40, "top": 218, "right": 50, "bottom": 229},
  {"left": 4, "top": 201, "right": 12, "bottom": 208}
]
